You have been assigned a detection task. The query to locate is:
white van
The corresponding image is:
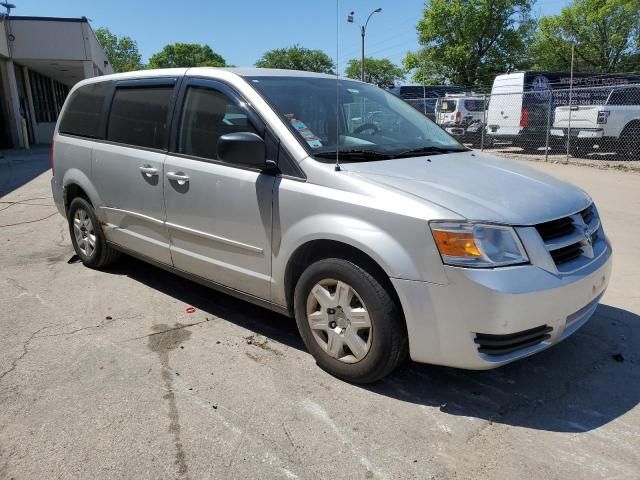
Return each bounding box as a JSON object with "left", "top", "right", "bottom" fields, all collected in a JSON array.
[
  {"left": 435, "top": 94, "right": 485, "bottom": 126},
  {"left": 435, "top": 94, "right": 485, "bottom": 144},
  {"left": 487, "top": 71, "right": 640, "bottom": 150}
]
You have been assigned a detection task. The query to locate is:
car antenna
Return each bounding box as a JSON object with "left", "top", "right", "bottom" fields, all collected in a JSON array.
[{"left": 334, "top": 0, "right": 342, "bottom": 172}]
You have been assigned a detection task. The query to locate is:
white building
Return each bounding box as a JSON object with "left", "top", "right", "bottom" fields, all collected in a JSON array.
[{"left": 0, "top": 15, "right": 113, "bottom": 148}]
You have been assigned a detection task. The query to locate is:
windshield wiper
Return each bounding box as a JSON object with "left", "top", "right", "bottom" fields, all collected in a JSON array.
[
  {"left": 313, "top": 149, "right": 396, "bottom": 161},
  {"left": 392, "top": 146, "right": 468, "bottom": 158}
]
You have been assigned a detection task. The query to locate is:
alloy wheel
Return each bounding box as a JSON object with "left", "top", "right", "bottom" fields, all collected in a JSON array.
[
  {"left": 306, "top": 279, "right": 372, "bottom": 363},
  {"left": 73, "top": 208, "right": 96, "bottom": 257}
]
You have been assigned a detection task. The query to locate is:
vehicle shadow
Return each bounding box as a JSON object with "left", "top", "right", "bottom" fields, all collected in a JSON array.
[
  {"left": 0, "top": 147, "right": 51, "bottom": 197},
  {"left": 104, "top": 256, "right": 305, "bottom": 349},
  {"left": 364, "top": 303, "right": 639, "bottom": 433},
  {"left": 105, "top": 256, "right": 638, "bottom": 434}
]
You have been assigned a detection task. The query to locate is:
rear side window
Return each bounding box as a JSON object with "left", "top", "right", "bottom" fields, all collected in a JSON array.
[
  {"left": 107, "top": 87, "right": 173, "bottom": 149},
  {"left": 59, "top": 82, "right": 111, "bottom": 138},
  {"left": 608, "top": 90, "right": 626, "bottom": 105},
  {"left": 464, "top": 100, "right": 484, "bottom": 111},
  {"left": 177, "top": 87, "right": 256, "bottom": 160},
  {"left": 609, "top": 88, "right": 640, "bottom": 106},
  {"left": 440, "top": 100, "right": 457, "bottom": 112}
]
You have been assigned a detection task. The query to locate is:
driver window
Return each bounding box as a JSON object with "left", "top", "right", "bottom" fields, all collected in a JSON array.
[{"left": 178, "top": 86, "right": 256, "bottom": 160}]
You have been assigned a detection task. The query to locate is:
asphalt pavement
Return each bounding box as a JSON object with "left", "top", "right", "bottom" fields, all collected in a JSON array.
[{"left": 1, "top": 149, "right": 638, "bottom": 479}]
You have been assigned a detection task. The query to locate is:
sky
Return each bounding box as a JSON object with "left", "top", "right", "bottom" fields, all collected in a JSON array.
[{"left": 13, "top": 0, "right": 569, "bottom": 70}]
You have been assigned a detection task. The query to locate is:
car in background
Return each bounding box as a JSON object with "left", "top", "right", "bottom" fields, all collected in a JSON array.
[
  {"left": 435, "top": 93, "right": 487, "bottom": 146},
  {"left": 387, "top": 85, "right": 465, "bottom": 121},
  {"left": 486, "top": 71, "right": 640, "bottom": 151},
  {"left": 551, "top": 85, "right": 640, "bottom": 159}
]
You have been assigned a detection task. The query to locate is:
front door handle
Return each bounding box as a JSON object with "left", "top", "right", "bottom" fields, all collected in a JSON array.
[
  {"left": 167, "top": 171, "right": 190, "bottom": 185},
  {"left": 139, "top": 165, "right": 158, "bottom": 176}
]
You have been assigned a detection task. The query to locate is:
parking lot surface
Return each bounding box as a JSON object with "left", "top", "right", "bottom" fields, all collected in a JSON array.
[{"left": 1, "top": 149, "right": 639, "bottom": 479}]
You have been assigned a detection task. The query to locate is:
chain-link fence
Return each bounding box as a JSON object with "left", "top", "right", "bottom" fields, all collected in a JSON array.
[{"left": 401, "top": 83, "right": 640, "bottom": 161}]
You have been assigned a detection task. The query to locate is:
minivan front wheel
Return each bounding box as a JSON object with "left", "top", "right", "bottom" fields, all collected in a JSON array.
[
  {"left": 294, "top": 258, "right": 407, "bottom": 383},
  {"left": 68, "top": 197, "right": 120, "bottom": 268}
]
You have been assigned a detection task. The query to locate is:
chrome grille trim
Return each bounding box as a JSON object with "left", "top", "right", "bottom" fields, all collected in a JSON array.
[{"left": 534, "top": 203, "right": 604, "bottom": 272}]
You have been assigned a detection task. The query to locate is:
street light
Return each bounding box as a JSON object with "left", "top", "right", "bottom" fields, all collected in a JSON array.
[
  {"left": 347, "top": 7, "right": 382, "bottom": 82},
  {"left": 1, "top": 2, "right": 16, "bottom": 15}
]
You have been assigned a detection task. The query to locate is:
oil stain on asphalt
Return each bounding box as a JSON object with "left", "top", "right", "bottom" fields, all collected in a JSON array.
[{"left": 148, "top": 323, "right": 192, "bottom": 478}]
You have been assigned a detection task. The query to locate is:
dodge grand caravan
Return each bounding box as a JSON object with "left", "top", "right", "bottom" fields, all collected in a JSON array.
[{"left": 51, "top": 68, "right": 612, "bottom": 383}]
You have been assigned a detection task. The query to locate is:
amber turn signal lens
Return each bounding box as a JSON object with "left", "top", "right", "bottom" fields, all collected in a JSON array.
[{"left": 432, "top": 230, "right": 482, "bottom": 257}]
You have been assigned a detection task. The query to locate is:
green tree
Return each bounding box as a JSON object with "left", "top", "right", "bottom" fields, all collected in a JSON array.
[
  {"left": 345, "top": 58, "right": 405, "bottom": 87},
  {"left": 148, "top": 43, "right": 227, "bottom": 68},
  {"left": 95, "top": 27, "right": 143, "bottom": 72},
  {"left": 531, "top": 0, "right": 640, "bottom": 72},
  {"left": 255, "top": 45, "right": 334, "bottom": 74},
  {"left": 403, "top": 0, "right": 535, "bottom": 88}
]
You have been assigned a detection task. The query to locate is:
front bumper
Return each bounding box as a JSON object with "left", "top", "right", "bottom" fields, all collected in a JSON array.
[{"left": 392, "top": 241, "right": 612, "bottom": 369}]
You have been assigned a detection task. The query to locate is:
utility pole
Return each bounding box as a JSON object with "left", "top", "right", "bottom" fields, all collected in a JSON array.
[
  {"left": 360, "top": 24, "right": 365, "bottom": 81},
  {"left": 348, "top": 8, "right": 382, "bottom": 82},
  {"left": 566, "top": 42, "right": 575, "bottom": 162}
]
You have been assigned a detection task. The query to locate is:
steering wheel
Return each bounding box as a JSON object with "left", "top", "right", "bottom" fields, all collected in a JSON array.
[{"left": 354, "top": 123, "right": 380, "bottom": 135}]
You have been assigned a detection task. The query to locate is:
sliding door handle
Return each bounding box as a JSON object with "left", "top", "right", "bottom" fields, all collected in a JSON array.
[
  {"left": 139, "top": 165, "right": 158, "bottom": 176},
  {"left": 167, "top": 171, "right": 190, "bottom": 185}
]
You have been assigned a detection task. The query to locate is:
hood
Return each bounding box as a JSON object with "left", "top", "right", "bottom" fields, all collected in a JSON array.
[{"left": 342, "top": 151, "right": 591, "bottom": 225}]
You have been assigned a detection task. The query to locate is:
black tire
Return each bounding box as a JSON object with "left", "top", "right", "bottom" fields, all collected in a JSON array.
[
  {"left": 567, "top": 140, "right": 590, "bottom": 158},
  {"left": 618, "top": 122, "right": 640, "bottom": 160},
  {"left": 68, "top": 197, "right": 120, "bottom": 268},
  {"left": 519, "top": 144, "right": 542, "bottom": 153},
  {"left": 294, "top": 258, "right": 408, "bottom": 384}
]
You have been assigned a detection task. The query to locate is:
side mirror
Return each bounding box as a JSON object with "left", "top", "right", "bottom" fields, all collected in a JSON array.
[{"left": 217, "top": 132, "right": 268, "bottom": 169}]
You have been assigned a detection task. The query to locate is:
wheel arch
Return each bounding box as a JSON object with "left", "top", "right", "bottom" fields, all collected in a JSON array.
[
  {"left": 283, "top": 239, "right": 405, "bottom": 320},
  {"left": 62, "top": 169, "right": 100, "bottom": 216},
  {"left": 621, "top": 119, "right": 640, "bottom": 136}
]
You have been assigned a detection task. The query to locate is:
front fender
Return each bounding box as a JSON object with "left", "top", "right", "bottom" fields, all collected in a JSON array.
[{"left": 271, "top": 212, "right": 449, "bottom": 306}]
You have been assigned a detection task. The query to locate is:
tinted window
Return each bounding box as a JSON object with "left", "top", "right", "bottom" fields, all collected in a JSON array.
[
  {"left": 609, "top": 88, "right": 640, "bottom": 106},
  {"left": 464, "top": 99, "right": 484, "bottom": 111},
  {"left": 608, "top": 90, "right": 625, "bottom": 105},
  {"left": 629, "top": 88, "right": 640, "bottom": 106},
  {"left": 59, "top": 82, "right": 111, "bottom": 138},
  {"left": 177, "top": 87, "right": 256, "bottom": 160},
  {"left": 440, "top": 100, "right": 457, "bottom": 112},
  {"left": 107, "top": 87, "right": 173, "bottom": 149}
]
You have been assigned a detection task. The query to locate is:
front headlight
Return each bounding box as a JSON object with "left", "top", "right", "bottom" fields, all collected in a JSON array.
[{"left": 430, "top": 221, "right": 529, "bottom": 268}]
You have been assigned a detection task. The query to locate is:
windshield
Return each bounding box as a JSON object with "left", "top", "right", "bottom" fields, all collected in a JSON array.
[{"left": 246, "top": 76, "right": 465, "bottom": 161}]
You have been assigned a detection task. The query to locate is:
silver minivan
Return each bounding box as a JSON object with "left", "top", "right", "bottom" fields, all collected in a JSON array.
[{"left": 51, "top": 68, "right": 612, "bottom": 383}]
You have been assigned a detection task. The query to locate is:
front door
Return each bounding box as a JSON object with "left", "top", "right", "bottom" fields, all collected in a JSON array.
[
  {"left": 93, "top": 79, "right": 177, "bottom": 265},
  {"left": 163, "top": 79, "right": 274, "bottom": 300}
]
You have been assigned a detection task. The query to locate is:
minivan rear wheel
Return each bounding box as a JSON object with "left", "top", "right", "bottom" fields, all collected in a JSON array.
[
  {"left": 294, "top": 258, "right": 408, "bottom": 383},
  {"left": 68, "top": 197, "right": 120, "bottom": 268}
]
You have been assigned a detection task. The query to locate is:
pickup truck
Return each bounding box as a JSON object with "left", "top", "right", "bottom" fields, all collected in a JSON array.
[{"left": 551, "top": 86, "right": 640, "bottom": 159}]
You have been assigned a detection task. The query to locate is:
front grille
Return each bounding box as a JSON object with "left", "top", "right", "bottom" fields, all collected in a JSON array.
[
  {"left": 535, "top": 216, "right": 575, "bottom": 241},
  {"left": 581, "top": 205, "right": 595, "bottom": 225},
  {"left": 550, "top": 242, "right": 584, "bottom": 265},
  {"left": 534, "top": 204, "right": 600, "bottom": 269},
  {"left": 475, "top": 325, "right": 553, "bottom": 356}
]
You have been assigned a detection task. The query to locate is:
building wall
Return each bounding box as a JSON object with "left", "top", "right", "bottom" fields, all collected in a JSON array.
[
  {"left": 10, "top": 19, "right": 87, "bottom": 61},
  {"left": 0, "top": 17, "right": 113, "bottom": 148},
  {"left": 83, "top": 23, "right": 111, "bottom": 75}
]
